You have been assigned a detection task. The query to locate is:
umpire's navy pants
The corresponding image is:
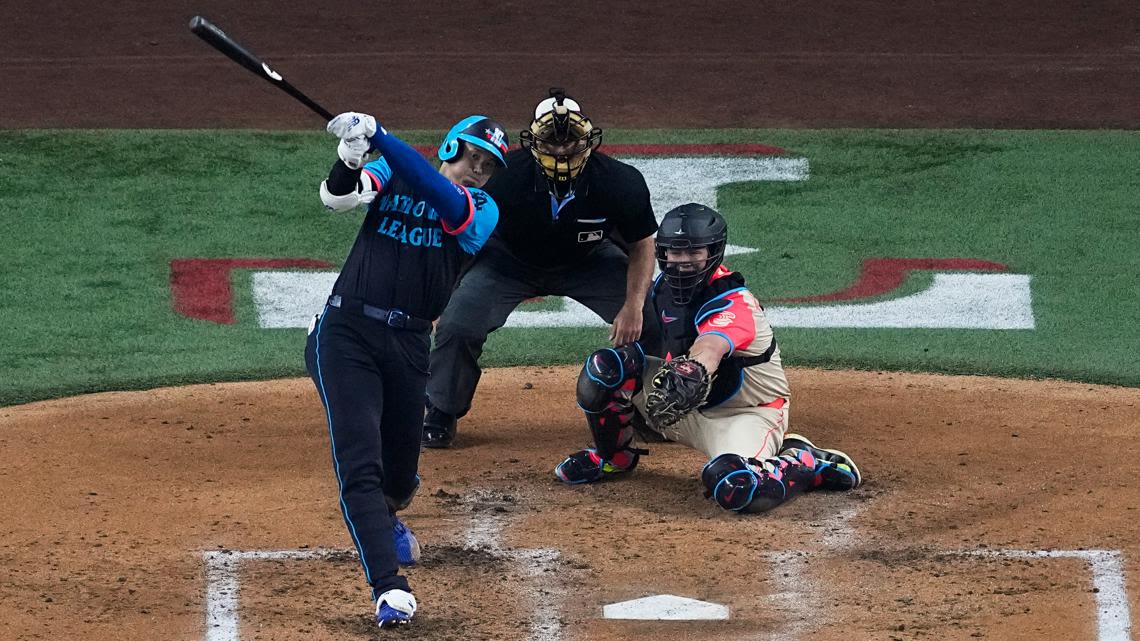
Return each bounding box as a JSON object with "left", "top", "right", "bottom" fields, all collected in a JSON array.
[
  {"left": 427, "top": 239, "right": 661, "bottom": 418},
  {"left": 305, "top": 304, "right": 427, "bottom": 597}
]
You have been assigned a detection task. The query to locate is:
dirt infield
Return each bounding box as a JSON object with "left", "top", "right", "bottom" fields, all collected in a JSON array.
[
  {"left": 2, "top": 368, "right": 1137, "bottom": 640},
  {"left": 4, "top": 1, "right": 1139, "bottom": 638}
]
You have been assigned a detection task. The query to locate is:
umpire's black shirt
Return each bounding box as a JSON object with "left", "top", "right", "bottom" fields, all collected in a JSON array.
[{"left": 483, "top": 149, "right": 658, "bottom": 268}]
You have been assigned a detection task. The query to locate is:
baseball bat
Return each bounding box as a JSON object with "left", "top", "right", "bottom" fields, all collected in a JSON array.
[{"left": 188, "top": 15, "right": 334, "bottom": 121}]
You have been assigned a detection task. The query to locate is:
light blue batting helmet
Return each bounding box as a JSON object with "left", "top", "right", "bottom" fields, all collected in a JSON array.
[{"left": 438, "top": 115, "right": 510, "bottom": 166}]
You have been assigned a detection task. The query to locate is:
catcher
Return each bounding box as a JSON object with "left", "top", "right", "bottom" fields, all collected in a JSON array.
[{"left": 554, "top": 203, "right": 862, "bottom": 513}]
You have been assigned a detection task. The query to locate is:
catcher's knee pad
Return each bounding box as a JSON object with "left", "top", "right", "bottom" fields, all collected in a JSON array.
[
  {"left": 576, "top": 343, "right": 645, "bottom": 412},
  {"left": 702, "top": 454, "right": 761, "bottom": 511},
  {"left": 701, "top": 454, "right": 791, "bottom": 513}
]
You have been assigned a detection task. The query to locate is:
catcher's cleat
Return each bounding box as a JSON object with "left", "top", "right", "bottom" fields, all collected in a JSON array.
[
  {"left": 392, "top": 517, "right": 421, "bottom": 566},
  {"left": 554, "top": 448, "right": 639, "bottom": 484},
  {"left": 375, "top": 589, "right": 417, "bottom": 628},
  {"left": 422, "top": 407, "right": 457, "bottom": 449},
  {"left": 779, "top": 433, "right": 861, "bottom": 490}
]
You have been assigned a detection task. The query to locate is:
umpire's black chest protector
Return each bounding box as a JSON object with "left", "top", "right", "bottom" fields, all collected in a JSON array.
[
  {"left": 483, "top": 149, "right": 657, "bottom": 269},
  {"left": 653, "top": 271, "right": 764, "bottom": 408}
]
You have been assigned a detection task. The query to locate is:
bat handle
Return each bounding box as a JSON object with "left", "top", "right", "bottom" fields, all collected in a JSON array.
[{"left": 289, "top": 90, "right": 334, "bottom": 121}]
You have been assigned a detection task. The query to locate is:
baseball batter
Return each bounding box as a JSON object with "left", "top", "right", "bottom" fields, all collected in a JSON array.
[
  {"left": 422, "top": 88, "right": 662, "bottom": 448},
  {"left": 555, "top": 203, "right": 862, "bottom": 513},
  {"left": 305, "top": 111, "right": 508, "bottom": 627}
]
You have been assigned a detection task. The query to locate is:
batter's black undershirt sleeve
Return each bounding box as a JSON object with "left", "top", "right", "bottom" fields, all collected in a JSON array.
[{"left": 326, "top": 160, "right": 363, "bottom": 196}]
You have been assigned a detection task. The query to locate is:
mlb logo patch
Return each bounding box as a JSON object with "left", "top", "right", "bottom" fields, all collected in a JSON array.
[{"left": 577, "top": 230, "right": 603, "bottom": 243}]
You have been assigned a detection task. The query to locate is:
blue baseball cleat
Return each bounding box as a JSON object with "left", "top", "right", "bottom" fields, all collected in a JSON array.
[
  {"left": 392, "top": 517, "right": 421, "bottom": 566},
  {"left": 375, "top": 589, "right": 417, "bottom": 628}
]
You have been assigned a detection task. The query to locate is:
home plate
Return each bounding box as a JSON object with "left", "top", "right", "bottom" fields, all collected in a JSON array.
[{"left": 603, "top": 594, "right": 729, "bottom": 620}]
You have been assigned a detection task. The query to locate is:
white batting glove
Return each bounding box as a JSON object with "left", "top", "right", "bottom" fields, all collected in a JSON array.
[
  {"left": 337, "top": 136, "right": 371, "bottom": 169},
  {"left": 327, "top": 112, "right": 377, "bottom": 140},
  {"left": 328, "top": 112, "right": 378, "bottom": 169}
]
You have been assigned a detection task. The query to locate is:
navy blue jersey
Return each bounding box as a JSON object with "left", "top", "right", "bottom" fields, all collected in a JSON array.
[
  {"left": 331, "top": 157, "right": 499, "bottom": 320},
  {"left": 483, "top": 149, "right": 657, "bottom": 268}
]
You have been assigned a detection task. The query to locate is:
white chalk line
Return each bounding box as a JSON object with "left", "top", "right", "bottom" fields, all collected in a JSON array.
[
  {"left": 202, "top": 549, "right": 336, "bottom": 641},
  {"left": 965, "top": 549, "right": 1132, "bottom": 641},
  {"left": 762, "top": 501, "right": 865, "bottom": 640},
  {"left": 461, "top": 492, "right": 565, "bottom": 641},
  {"left": 200, "top": 543, "right": 1131, "bottom": 641},
  {"left": 764, "top": 550, "right": 819, "bottom": 639},
  {"left": 253, "top": 271, "right": 1036, "bottom": 330}
]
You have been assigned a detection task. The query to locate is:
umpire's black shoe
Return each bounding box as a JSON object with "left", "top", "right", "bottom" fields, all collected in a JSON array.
[{"left": 422, "top": 408, "right": 457, "bottom": 449}]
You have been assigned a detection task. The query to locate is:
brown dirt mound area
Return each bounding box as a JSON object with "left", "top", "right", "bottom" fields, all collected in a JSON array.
[{"left": 2, "top": 367, "right": 1137, "bottom": 641}]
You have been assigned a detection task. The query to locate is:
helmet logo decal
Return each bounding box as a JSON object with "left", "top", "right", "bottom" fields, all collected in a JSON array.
[{"left": 485, "top": 127, "right": 507, "bottom": 151}]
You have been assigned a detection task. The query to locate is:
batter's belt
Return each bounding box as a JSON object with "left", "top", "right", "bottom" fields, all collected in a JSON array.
[{"left": 327, "top": 295, "right": 433, "bottom": 332}]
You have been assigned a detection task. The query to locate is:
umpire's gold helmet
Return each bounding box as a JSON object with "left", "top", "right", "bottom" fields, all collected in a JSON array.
[{"left": 519, "top": 88, "right": 603, "bottom": 197}]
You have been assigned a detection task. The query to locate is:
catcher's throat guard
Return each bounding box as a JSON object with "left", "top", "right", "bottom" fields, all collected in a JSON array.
[{"left": 519, "top": 87, "right": 602, "bottom": 198}]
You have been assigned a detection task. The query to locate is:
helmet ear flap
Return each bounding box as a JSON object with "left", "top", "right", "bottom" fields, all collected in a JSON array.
[
  {"left": 438, "top": 118, "right": 469, "bottom": 163},
  {"left": 438, "top": 139, "right": 460, "bottom": 163}
]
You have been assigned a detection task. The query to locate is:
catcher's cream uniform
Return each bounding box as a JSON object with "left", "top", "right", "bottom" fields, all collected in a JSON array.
[
  {"left": 555, "top": 203, "right": 860, "bottom": 511},
  {"left": 635, "top": 266, "right": 791, "bottom": 461}
]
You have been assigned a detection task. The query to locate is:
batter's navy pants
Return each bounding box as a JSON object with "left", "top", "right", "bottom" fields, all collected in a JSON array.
[
  {"left": 305, "top": 304, "right": 428, "bottom": 597},
  {"left": 427, "top": 239, "right": 661, "bottom": 418}
]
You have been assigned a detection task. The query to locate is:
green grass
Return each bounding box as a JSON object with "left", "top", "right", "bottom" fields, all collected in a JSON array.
[{"left": 1, "top": 129, "right": 1137, "bottom": 406}]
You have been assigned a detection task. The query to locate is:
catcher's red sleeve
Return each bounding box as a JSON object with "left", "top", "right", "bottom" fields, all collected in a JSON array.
[{"left": 695, "top": 288, "right": 757, "bottom": 353}]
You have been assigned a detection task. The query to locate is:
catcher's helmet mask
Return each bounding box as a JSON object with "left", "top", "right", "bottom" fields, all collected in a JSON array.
[
  {"left": 519, "top": 87, "right": 602, "bottom": 198},
  {"left": 655, "top": 203, "right": 728, "bottom": 305}
]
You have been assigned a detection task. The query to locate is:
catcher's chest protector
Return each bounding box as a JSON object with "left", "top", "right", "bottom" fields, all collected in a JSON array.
[{"left": 654, "top": 272, "right": 752, "bottom": 407}]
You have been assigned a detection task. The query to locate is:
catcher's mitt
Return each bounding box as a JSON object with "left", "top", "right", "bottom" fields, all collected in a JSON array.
[{"left": 645, "top": 356, "right": 712, "bottom": 428}]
